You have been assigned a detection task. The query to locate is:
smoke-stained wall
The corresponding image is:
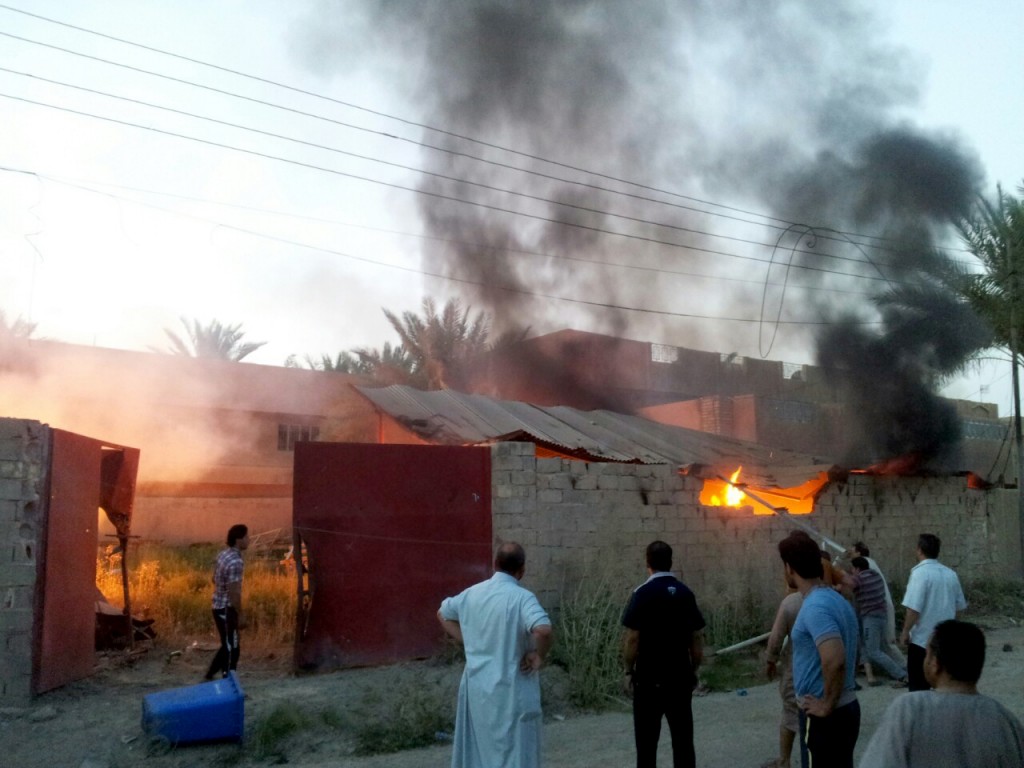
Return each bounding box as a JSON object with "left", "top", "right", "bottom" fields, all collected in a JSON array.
[{"left": 490, "top": 442, "right": 1018, "bottom": 620}]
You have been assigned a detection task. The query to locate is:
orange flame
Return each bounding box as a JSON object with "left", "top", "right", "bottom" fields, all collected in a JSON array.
[
  {"left": 699, "top": 468, "right": 828, "bottom": 515},
  {"left": 706, "top": 466, "right": 746, "bottom": 507}
]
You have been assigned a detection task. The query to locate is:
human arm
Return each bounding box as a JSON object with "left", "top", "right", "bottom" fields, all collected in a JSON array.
[
  {"left": 801, "top": 637, "right": 846, "bottom": 717},
  {"left": 690, "top": 630, "right": 704, "bottom": 674},
  {"left": 437, "top": 610, "right": 464, "bottom": 644},
  {"left": 900, "top": 608, "right": 920, "bottom": 646},
  {"left": 520, "top": 623, "right": 553, "bottom": 673},
  {"left": 765, "top": 600, "right": 789, "bottom": 681},
  {"left": 228, "top": 580, "right": 246, "bottom": 629},
  {"left": 622, "top": 627, "right": 640, "bottom": 695}
]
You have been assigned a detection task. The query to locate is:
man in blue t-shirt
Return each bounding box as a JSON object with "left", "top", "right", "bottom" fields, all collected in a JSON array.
[
  {"left": 622, "top": 540, "right": 706, "bottom": 768},
  {"left": 778, "top": 531, "right": 860, "bottom": 768}
]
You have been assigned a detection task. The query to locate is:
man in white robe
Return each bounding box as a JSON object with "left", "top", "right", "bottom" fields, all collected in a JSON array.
[{"left": 438, "top": 542, "right": 554, "bottom": 768}]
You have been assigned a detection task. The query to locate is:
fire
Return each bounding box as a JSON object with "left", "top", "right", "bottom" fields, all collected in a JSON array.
[
  {"left": 707, "top": 467, "right": 746, "bottom": 507},
  {"left": 698, "top": 468, "right": 828, "bottom": 515}
]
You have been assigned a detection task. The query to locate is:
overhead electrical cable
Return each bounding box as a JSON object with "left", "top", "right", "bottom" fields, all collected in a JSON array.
[
  {"left": 0, "top": 91, "right": 911, "bottom": 286},
  {"left": 0, "top": 164, "right": 881, "bottom": 298},
  {"left": 0, "top": 65, "right": 922, "bottom": 275},
  {"left": 0, "top": 164, "right": 884, "bottom": 327},
  {"left": 0, "top": 6, "right": 972, "bottom": 256},
  {"left": 0, "top": 166, "right": 884, "bottom": 299}
]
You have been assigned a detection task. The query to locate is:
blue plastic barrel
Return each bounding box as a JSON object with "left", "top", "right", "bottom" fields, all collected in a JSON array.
[{"left": 141, "top": 671, "right": 244, "bottom": 746}]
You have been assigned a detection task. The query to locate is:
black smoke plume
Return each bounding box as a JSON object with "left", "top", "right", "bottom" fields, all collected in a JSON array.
[{"left": 295, "top": 0, "right": 993, "bottom": 464}]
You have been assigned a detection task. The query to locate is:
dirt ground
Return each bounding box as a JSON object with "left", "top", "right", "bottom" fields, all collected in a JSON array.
[{"left": 5, "top": 619, "right": 1024, "bottom": 768}]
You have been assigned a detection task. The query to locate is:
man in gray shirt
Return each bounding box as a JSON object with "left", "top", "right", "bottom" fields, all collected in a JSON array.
[{"left": 859, "top": 620, "right": 1024, "bottom": 767}]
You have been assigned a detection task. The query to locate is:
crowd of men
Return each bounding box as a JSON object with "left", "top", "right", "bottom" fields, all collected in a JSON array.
[
  {"left": 435, "top": 533, "right": 1024, "bottom": 768},
  {"left": 213, "top": 522, "right": 1024, "bottom": 767}
]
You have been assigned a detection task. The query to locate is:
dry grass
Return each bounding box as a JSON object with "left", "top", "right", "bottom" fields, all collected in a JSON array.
[{"left": 96, "top": 542, "right": 296, "bottom": 651}]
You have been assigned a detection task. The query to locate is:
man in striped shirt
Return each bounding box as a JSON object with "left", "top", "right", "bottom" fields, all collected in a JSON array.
[
  {"left": 205, "top": 523, "right": 249, "bottom": 680},
  {"left": 850, "top": 558, "right": 907, "bottom": 684}
]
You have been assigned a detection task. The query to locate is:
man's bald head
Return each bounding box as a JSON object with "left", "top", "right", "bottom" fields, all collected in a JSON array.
[{"left": 495, "top": 542, "right": 526, "bottom": 577}]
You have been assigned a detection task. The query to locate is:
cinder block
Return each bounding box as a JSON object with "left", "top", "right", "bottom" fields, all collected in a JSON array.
[
  {"left": 536, "top": 458, "right": 562, "bottom": 475},
  {"left": 539, "top": 474, "right": 572, "bottom": 491},
  {"left": 537, "top": 489, "right": 563, "bottom": 504},
  {"left": 0, "top": 480, "right": 24, "bottom": 501},
  {"left": 0, "top": 501, "right": 18, "bottom": 523},
  {"left": 511, "top": 470, "right": 537, "bottom": 486},
  {"left": 618, "top": 476, "right": 640, "bottom": 492},
  {"left": 0, "top": 436, "right": 25, "bottom": 462},
  {"left": 0, "top": 563, "right": 36, "bottom": 587},
  {"left": 492, "top": 455, "right": 526, "bottom": 472}
]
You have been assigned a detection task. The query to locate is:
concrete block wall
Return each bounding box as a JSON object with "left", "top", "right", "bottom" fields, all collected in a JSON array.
[
  {"left": 491, "top": 443, "right": 1020, "bottom": 628},
  {"left": 0, "top": 418, "right": 49, "bottom": 702}
]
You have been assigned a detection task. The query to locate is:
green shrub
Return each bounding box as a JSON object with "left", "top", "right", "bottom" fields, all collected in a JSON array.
[
  {"left": 552, "top": 575, "right": 625, "bottom": 711},
  {"left": 964, "top": 578, "right": 1024, "bottom": 617},
  {"left": 249, "top": 703, "right": 316, "bottom": 760},
  {"left": 352, "top": 678, "right": 455, "bottom": 755}
]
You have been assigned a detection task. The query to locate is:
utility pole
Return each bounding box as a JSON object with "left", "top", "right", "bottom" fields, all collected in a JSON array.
[{"left": 1009, "top": 231, "right": 1024, "bottom": 579}]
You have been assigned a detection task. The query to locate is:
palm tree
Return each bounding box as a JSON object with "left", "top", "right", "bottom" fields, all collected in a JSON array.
[
  {"left": 350, "top": 341, "right": 416, "bottom": 385},
  {"left": 155, "top": 318, "right": 266, "bottom": 361},
  {"left": 284, "top": 342, "right": 416, "bottom": 385},
  {"left": 953, "top": 181, "right": 1024, "bottom": 355},
  {"left": 383, "top": 298, "right": 490, "bottom": 389},
  {"left": 0, "top": 310, "right": 38, "bottom": 340}
]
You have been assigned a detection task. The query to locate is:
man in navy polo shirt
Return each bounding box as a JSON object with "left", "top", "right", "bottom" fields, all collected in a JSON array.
[
  {"left": 779, "top": 531, "right": 860, "bottom": 768},
  {"left": 622, "top": 540, "right": 705, "bottom": 768}
]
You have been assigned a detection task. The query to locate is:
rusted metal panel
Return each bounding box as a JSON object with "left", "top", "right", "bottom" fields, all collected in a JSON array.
[
  {"left": 293, "top": 443, "right": 492, "bottom": 670},
  {"left": 33, "top": 431, "right": 139, "bottom": 694},
  {"left": 356, "top": 384, "right": 834, "bottom": 487},
  {"left": 34, "top": 430, "right": 102, "bottom": 694}
]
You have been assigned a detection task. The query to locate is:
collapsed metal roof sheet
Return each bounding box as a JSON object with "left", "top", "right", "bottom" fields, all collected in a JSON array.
[{"left": 356, "top": 385, "right": 834, "bottom": 488}]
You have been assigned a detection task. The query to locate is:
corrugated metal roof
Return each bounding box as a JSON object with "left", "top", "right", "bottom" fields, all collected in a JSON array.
[{"left": 356, "top": 385, "right": 835, "bottom": 488}]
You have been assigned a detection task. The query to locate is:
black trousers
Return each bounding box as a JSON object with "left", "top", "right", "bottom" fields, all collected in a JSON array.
[
  {"left": 205, "top": 607, "right": 240, "bottom": 680},
  {"left": 632, "top": 680, "right": 695, "bottom": 768},
  {"left": 907, "top": 643, "right": 929, "bottom": 691},
  {"left": 798, "top": 699, "right": 861, "bottom": 768}
]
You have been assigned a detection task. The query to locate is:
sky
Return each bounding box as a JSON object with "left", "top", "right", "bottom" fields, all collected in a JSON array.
[{"left": 0, "top": 1, "right": 1021, "bottom": 412}]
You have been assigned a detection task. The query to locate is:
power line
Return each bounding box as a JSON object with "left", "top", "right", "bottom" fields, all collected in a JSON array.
[
  {"left": 0, "top": 164, "right": 880, "bottom": 298},
  {"left": 0, "top": 91, "right": 910, "bottom": 286},
  {"left": 1, "top": 64, "right": 933, "bottom": 278},
  {"left": 0, "top": 4, "right": 973, "bottom": 257},
  {"left": 0, "top": 35, "right": 937, "bottom": 276},
  {"left": 0, "top": 164, "right": 884, "bottom": 327}
]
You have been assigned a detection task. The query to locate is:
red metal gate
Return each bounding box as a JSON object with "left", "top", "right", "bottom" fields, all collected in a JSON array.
[
  {"left": 34, "top": 430, "right": 139, "bottom": 695},
  {"left": 293, "top": 443, "right": 492, "bottom": 670}
]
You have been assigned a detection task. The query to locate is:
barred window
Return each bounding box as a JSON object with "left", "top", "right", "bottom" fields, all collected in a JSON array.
[
  {"left": 961, "top": 419, "right": 1006, "bottom": 441},
  {"left": 651, "top": 343, "right": 678, "bottom": 363},
  {"left": 765, "top": 398, "right": 816, "bottom": 424},
  {"left": 783, "top": 362, "right": 804, "bottom": 380},
  {"left": 278, "top": 424, "right": 320, "bottom": 451}
]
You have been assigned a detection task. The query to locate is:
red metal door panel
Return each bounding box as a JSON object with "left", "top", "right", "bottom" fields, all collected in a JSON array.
[
  {"left": 293, "top": 443, "right": 491, "bottom": 670},
  {"left": 35, "top": 430, "right": 102, "bottom": 694}
]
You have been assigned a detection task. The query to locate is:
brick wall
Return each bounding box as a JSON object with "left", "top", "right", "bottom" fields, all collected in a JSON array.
[
  {"left": 491, "top": 442, "right": 1020, "bottom": 627},
  {"left": 0, "top": 418, "right": 50, "bottom": 703}
]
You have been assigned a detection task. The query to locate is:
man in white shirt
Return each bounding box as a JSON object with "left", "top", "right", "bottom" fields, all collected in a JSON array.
[
  {"left": 900, "top": 533, "right": 967, "bottom": 691},
  {"left": 859, "top": 620, "right": 1024, "bottom": 767}
]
